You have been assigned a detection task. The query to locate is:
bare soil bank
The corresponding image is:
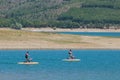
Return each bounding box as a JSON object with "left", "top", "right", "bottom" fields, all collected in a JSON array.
[{"left": 0, "top": 28, "right": 120, "bottom": 49}]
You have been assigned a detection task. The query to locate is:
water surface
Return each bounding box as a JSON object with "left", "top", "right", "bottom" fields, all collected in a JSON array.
[
  {"left": 0, "top": 50, "right": 120, "bottom": 80},
  {"left": 57, "top": 32, "right": 120, "bottom": 37}
]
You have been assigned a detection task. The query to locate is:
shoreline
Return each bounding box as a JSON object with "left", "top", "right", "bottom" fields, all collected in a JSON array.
[
  {"left": 0, "top": 27, "right": 120, "bottom": 32},
  {"left": 22, "top": 28, "right": 120, "bottom": 32},
  {"left": 0, "top": 48, "right": 120, "bottom": 50},
  {"left": 0, "top": 28, "right": 120, "bottom": 50},
  {"left": 1, "top": 46, "right": 118, "bottom": 50}
]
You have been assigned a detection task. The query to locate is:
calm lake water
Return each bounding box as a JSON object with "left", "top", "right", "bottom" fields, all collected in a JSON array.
[
  {"left": 0, "top": 49, "right": 120, "bottom": 80},
  {"left": 57, "top": 32, "right": 120, "bottom": 37}
]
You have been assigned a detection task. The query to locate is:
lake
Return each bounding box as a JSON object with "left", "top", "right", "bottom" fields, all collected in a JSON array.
[
  {"left": 57, "top": 32, "right": 120, "bottom": 37},
  {"left": 0, "top": 49, "right": 120, "bottom": 80}
]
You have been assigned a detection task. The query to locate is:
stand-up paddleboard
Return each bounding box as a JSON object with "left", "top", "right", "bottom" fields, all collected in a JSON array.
[
  {"left": 18, "top": 62, "right": 39, "bottom": 64},
  {"left": 62, "top": 59, "right": 80, "bottom": 62}
]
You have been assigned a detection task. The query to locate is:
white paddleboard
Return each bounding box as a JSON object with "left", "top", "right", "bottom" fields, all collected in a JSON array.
[
  {"left": 18, "top": 62, "right": 39, "bottom": 64},
  {"left": 62, "top": 59, "right": 80, "bottom": 62}
]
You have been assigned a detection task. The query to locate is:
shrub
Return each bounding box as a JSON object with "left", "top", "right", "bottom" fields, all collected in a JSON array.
[{"left": 10, "top": 22, "right": 23, "bottom": 30}]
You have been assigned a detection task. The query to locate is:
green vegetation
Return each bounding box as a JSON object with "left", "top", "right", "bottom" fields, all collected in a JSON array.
[
  {"left": 58, "top": 8, "right": 120, "bottom": 28},
  {"left": 0, "top": 0, "right": 120, "bottom": 29},
  {"left": 58, "top": 0, "right": 120, "bottom": 29},
  {"left": 81, "top": 0, "right": 120, "bottom": 9}
]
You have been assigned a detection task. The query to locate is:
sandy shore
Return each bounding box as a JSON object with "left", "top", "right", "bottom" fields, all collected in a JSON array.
[
  {"left": 22, "top": 27, "right": 120, "bottom": 32},
  {"left": 0, "top": 28, "right": 120, "bottom": 50},
  {"left": 1, "top": 27, "right": 120, "bottom": 32}
]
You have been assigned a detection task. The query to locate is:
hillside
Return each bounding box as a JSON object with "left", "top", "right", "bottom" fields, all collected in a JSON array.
[
  {"left": 0, "top": 0, "right": 120, "bottom": 29},
  {"left": 57, "top": 0, "right": 120, "bottom": 29}
]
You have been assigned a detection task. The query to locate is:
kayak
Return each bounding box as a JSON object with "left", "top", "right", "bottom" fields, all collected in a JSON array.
[
  {"left": 18, "top": 62, "right": 39, "bottom": 64},
  {"left": 62, "top": 59, "right": 80, "bottom": 62}
]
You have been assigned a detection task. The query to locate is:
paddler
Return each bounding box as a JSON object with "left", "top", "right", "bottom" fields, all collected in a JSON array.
[
  {"left": 25, "top": 51, "right": 30, "bottom": 62},
  {"left": 68, "top": 49, "right": 74, "bottom": 59}
]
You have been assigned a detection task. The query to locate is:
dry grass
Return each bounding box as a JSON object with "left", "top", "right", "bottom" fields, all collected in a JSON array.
[{"left": 0, "top": 29, "right": 120, "bottom": 49}]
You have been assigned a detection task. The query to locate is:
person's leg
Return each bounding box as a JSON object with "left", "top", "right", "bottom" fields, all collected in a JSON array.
[
  {"left": 26, "top": 58, "right": 28, "bottom": 62},
  {"left": 70, "top": 55, "right": 74, "bottom": 59}
]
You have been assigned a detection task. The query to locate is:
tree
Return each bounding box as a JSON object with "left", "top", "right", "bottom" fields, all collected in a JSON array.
[{"left": 10, "top": 22, "right": 23, "bottom": 30}]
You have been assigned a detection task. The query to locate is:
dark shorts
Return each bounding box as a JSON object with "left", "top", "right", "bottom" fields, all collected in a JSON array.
[{"left": 25, "top": 56, "right": 28, "bottom": 58}]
